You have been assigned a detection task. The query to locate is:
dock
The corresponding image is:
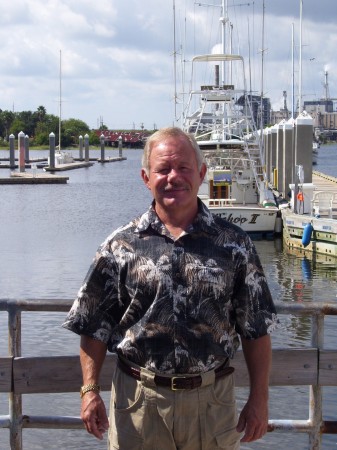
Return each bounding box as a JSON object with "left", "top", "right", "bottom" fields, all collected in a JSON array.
[
  {"left": 97, "top": 156, "right": 127, "bottom": 163},
  {"left": 0, "top": 172, "right": 69, "bottom": 184},
  {"left": 43, "top": 161, "right": 94, "bottom": 171}
]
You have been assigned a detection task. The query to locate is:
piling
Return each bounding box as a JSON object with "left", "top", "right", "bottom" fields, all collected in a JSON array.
[
  {"left": 18, "top": 132, "right": 25, "bottom": 173},
  {"left": 84, "top": 134, "right": 89, "bottom": 162},
  {"left": 294, "top": 111, "right": 313, "bottom": 183},
  {"left": 100, "top": 134, "right": 105, "bottom": 161},
  {"left": 270, "top": 126, "right": 277, "bottom": 185},
  {"left": 276, "top": 121, "right": 284, "bottom": 193},
  {"left": 49, "top": 132, "right": 55, "bottom": 170},
  {"left": 24, "top": 135, "right": 29, "bottom": 162},
  {"left": 264, "top": 128, "right": 270, "bottom": 181},
  {"left": 79, "top": 135, "right": 83, "bottom": 160},
  {"left": 9, "top": 134, "right": 15, "bottom": 169},
  {"left": 283, "top": 119, "right": 295, "bottom": 199},
  {"left": 118, "top": 135, "right": 123, "bottom": 158}
]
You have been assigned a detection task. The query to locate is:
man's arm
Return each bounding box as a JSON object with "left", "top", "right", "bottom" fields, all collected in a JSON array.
[
  {"left": 236, "top": 334, "right": 271, "bottom": 442},
  {"left": 80, "top": 335, "right": 109, "bottom": 440}
]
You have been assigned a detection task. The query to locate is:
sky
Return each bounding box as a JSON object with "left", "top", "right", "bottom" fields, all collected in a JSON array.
[{"left": 0, "top": 0, "right": 336, "bottom": 131}]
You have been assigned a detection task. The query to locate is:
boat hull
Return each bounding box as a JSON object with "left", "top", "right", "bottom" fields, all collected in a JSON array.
[
  {"left": 202, "top": 199, "right": 278, "bottom": 236},
  {"left": 281, "top": 208, "right": 337, "bottom": 260}
]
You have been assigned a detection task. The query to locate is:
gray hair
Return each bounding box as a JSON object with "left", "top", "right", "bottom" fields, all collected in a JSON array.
[{"left": 142, "top": 127, "right": 204, "bottom": 175}]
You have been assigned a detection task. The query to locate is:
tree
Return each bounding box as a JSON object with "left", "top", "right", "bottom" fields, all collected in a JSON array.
[
  {"left": 35, "top": 105, "right": 47, "bottom": 123},
  {"left": 62, "top": 118, "right": 90, "bottom": 146},
  {"left": 10, "top": 118, "right": 27, "bottom": 137},
  {"left": 0, "top": 110, "right": 15, "bottom": 140}
]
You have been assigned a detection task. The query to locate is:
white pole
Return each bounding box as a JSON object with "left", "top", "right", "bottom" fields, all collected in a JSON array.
[
  {"left": 298, "top": 0, "right": 303, "bottom": 114},
  {"left": 291, "top": 24, "right": 295, "bottom": 119},
  {"left": 59, "top": 50, "right": 62, "bottom": 150}
]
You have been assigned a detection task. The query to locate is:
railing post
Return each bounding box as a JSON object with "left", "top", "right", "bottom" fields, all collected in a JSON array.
[
  {"left": 8, "top": 304, "right": 22, "bottom": 450},
  {"left": 309, "top": 313, "right": 324, "bottom": 450}
]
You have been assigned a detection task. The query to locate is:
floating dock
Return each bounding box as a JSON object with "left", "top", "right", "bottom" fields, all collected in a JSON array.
[
  {"left": 0, "top": 172, "right": 69, "bottom": 184},
  {"left": 97, "top": 156, "right": 127, "bottom": 163},
  {"left": 43, "top": 161, "right": 94, "bottom": 171}
]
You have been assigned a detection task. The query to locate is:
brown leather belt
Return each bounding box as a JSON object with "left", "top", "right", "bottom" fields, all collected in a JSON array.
[{"left": 117, "top": 357, "right": 234, "bottom": 390}]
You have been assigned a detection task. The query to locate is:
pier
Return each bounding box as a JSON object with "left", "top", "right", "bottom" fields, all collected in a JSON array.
[
  {"left": 0, "top": 172, "right": 69, "bottom": 184},
  {"left": 1, "top": 298, "right": 337, "bottom": 449}
]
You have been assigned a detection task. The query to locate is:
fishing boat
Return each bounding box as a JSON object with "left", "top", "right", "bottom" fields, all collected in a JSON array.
[{"left": 181, "top": 12, "right": 279, "bottom": 237}]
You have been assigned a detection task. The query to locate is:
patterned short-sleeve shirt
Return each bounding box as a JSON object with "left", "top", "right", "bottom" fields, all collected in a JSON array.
[{"left": 63, "top": 200, "right": 278, "bottom": 374}]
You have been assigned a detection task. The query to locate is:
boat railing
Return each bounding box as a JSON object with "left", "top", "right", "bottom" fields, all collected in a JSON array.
[{"left": 1, "top": 298, "right": 337, "bottom": 450}]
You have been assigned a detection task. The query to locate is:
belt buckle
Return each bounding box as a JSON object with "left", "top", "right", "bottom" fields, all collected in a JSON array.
[{"left": 171, "top": 376, "right": 187, "bottom": 391}]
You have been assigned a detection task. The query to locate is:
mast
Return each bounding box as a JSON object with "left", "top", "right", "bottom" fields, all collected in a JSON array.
[
  {"left": 220, "top": 0, "right": 228, "bottom": 85},
  {"left": 59, "top": 49, "right": 62, "bottom": 150},
  {"left": 292, "top": 23, "right": 295, "bottom": 118},
  {"left": 173, "top": 0, "right": 178, "bottom": 123},
  {"left": 260, "top": 0, "right": 265, "bottom": 131},
  {"left": 298, "top": 0, "right": 303, "bottom": 114}
]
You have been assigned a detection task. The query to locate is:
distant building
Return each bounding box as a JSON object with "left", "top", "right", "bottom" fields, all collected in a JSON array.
[{"left": 237, "top": 95, "right": 271, "bottom": 129}]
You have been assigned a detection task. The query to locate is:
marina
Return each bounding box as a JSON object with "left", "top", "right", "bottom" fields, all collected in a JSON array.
[
  {"left": 0, "top": 147, "right": 337, "bottom": 449},
  {"left": 0, "top": 0, "right": 336, "bottom": 448}
]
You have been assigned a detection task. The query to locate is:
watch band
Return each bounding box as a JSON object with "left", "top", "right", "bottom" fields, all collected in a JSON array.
[{"left": 80, "top": 383, "right": 101, "bottom": 398}]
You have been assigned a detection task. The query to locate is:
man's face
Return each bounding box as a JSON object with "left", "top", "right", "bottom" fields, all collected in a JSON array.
[{"left": 141, "top": 135, "right": 206, "bottom": 216}]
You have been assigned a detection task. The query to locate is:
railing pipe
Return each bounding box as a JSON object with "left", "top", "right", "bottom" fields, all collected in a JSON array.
[
  {"left": 309, "top": 313, "right": 324, "bottom": 449},
  {"left": 7, "top": 306, "right": 22, "bottom": 450}
]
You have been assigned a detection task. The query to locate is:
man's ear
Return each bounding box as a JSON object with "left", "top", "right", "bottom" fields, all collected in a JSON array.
[
  {"left": 199, "top": 163, "right": 207, "bottom": 184},
  {"left": 141, "top": 169, "right": 150, "bottom": 189}
]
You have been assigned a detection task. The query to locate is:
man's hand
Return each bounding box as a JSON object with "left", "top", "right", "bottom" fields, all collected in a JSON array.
[
  {"left": 80, "top": 335, "right": 108, "bottom": 439},
  {"left": 237, "top": 334, "right": 271, "bottom": 442},
  {"left": 236, "top": 396, "right": 268, "bottom": 442},
  {"left": 81, "top": 391, "right": 109, "bottom": 440}
]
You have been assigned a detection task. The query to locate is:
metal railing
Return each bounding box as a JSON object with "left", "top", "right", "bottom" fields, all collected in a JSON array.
[{"left": 1, "top": 298, "right": 337, "bottom": 450}]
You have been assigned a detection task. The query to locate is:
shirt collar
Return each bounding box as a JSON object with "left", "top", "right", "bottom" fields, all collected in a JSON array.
[{"left": 135, "top": 199, "right": 218, "bottom": 236}]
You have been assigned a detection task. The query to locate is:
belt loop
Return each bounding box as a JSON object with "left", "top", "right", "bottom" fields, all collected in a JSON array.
[
  {"left": 140, "top": 367, "right": 157, "bottom": 388},
  {"left": 200, "top": 368, "right": 215, "bottom": 387}
]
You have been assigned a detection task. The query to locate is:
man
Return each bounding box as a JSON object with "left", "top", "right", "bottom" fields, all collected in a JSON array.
[{"left": 63, "top": 127, "right": 279, "bottom": 449}]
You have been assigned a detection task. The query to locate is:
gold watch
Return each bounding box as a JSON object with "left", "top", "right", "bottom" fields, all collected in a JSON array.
[{"left": 80, "top": 383, "right": 101, "bottom": 398}]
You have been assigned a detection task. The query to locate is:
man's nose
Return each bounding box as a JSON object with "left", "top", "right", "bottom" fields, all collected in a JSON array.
[{"left": 167, "top": 169, "right": 179, "bottom": 181}]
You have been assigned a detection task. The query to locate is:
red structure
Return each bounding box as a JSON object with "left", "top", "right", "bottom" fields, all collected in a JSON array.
[{"left": 96, "top": 130, "right": 152, "bottom": 148}]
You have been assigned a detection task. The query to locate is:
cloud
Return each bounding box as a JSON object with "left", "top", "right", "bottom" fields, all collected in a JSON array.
[{"left": 0, "top": 0, "right": 335, "bottom": 130}]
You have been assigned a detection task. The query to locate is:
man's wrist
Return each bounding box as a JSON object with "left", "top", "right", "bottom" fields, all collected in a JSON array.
[{"left": 80, "top": 383, "right": 101, "bottom": 398}]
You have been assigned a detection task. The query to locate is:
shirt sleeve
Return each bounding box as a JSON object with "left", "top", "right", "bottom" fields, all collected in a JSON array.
[
  {"left": 231, "top": 236, "right": 279, "bottom": 339},
  {"left": 62, "top": 242, "right": 124, "bottom": 345}
]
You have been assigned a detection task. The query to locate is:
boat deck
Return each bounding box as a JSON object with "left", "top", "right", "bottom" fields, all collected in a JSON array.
[{"left": 313, "top": 170, "right": 337, "bottom": 218}]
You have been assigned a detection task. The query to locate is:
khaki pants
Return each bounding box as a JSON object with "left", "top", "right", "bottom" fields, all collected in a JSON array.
[{"left": 108, "top": 361, "right": 240, "bottom": 450}]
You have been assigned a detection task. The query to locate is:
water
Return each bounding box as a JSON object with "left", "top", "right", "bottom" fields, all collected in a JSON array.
[{"left": 0, "top": 145, "right": 337, "bottom": 449}]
